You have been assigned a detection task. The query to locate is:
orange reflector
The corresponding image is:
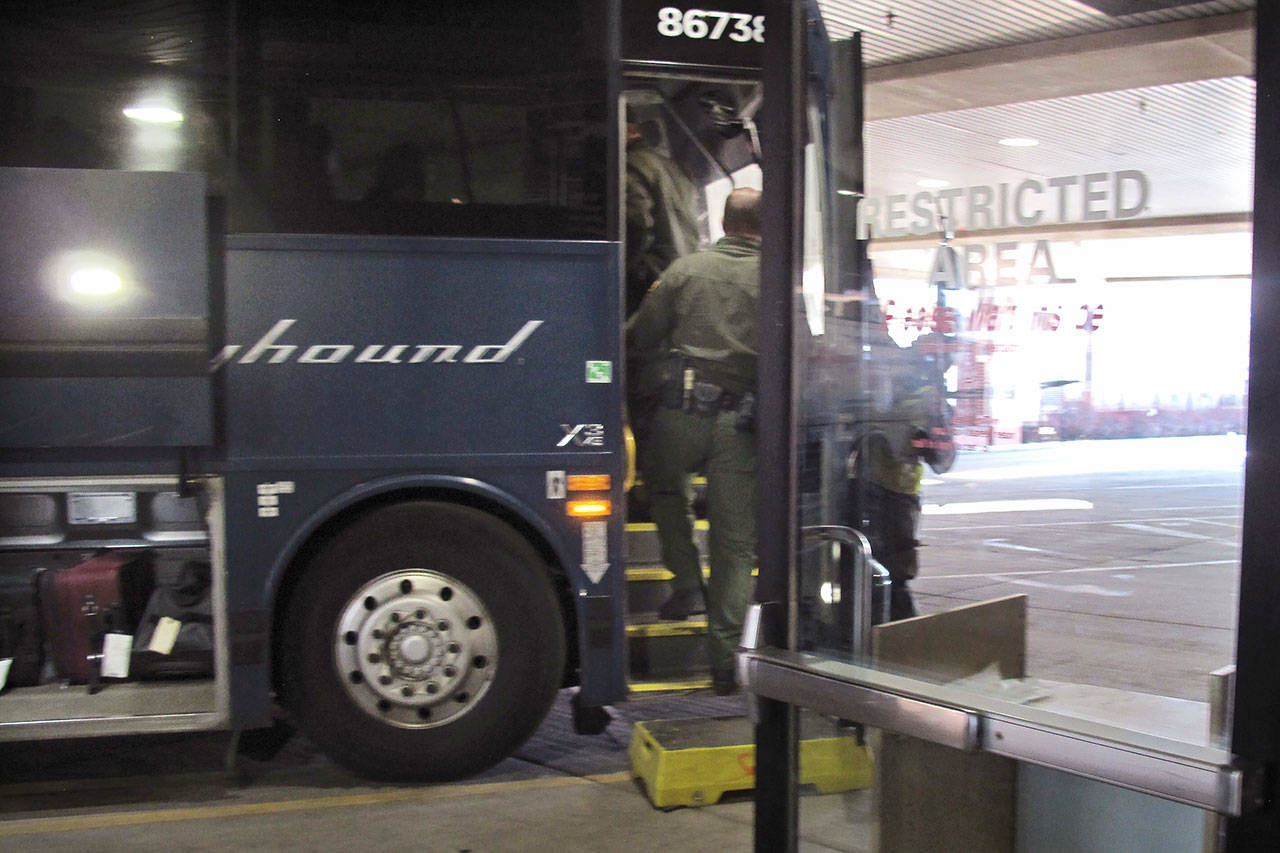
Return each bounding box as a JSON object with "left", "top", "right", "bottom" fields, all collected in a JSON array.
[
  {"left": 568, "top": 474, "right": 612, "bottom": 491},
  {"left": 567, "top": 499, "right": 612, "bottom": 518}
]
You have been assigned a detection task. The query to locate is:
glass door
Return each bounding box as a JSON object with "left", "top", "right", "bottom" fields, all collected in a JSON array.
[{"left": 750, "top": 1, "right": 1273, "bottom": 850}]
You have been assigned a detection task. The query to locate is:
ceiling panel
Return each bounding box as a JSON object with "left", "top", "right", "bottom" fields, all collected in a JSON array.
[
  {"left": 818, "top": 0, "right": 1254, "bottom": 67},
  {"left": 864, "top": 76, "right": 1255, "bottom": 229},
  {"left": 815, "top": 0, "right": 1256, "bottom": 232}
]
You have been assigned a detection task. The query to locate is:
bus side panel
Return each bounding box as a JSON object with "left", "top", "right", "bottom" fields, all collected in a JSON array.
[
  {"left": 218, "top": 236, "right": 626, "bottom": 724},
  {"left": 221, "top": 235, "right": 618, "bottom": 459}
]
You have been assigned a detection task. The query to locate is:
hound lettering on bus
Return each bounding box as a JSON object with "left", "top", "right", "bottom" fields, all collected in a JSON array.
[{"left": 210, "top": 320, "right": 544, "bottom": 369}]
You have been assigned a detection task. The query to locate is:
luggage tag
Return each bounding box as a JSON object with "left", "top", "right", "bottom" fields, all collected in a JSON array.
[
  {"left": 147, "top": 617, "right": 182, "bottom": 655},
  {"left": 100, "top": 633, "right": 133, "bottom": 680}
]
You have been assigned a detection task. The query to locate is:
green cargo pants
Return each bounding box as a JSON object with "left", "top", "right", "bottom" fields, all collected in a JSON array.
[{"left": 645, "top": 405, "right": 757, "bottom": 673}]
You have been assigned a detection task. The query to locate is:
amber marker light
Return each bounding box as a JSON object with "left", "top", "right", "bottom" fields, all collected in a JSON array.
[
  {"left": 567, "top": 499, "right": 612, "bottom": 518},
  {"left": 567, "top": 474, "right": 612, "bottom": 491}
]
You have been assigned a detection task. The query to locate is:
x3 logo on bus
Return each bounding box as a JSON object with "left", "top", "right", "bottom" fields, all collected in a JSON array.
[{"left": 558, "top": 424, "right": 605, "bottom": 448}]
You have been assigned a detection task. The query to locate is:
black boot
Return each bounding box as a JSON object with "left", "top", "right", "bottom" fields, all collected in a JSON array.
[
  {"left": 889, "top": 581, "right": 917, "bottom": 621},
  {"left": 658, "top": 587, "right": 704, "bottom": 620},
  {"left": 711, "top": 667, "right": 738, "bottom": 695}
]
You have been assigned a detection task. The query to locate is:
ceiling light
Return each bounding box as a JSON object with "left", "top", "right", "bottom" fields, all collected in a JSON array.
[
  {"left": 999, "top": 137, "right": 1039, "bottom": 147},
  {"left": 69, "top": 267, "right": 124, "bottom": 296},
  {"left": 46, "top": 250, "right": 133, "bottom": 306}
]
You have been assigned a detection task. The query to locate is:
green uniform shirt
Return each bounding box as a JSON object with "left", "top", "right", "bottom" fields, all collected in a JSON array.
[
  {"left": 625, "top": 140, "right": 700, "bottom": 316},
  {"left": 626, "top": 234, "right": 761, "bottom": 393},
  {"left": 862, "top": 381, "right": 955, "bottom": 495}
]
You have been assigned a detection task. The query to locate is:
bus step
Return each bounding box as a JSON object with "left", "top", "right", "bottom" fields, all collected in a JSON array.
[
  {"left": 629, "top": 715, "right": 873, "bottom": 809},
  {"left": 627, "top": 677, "right": 714, "bottom": 694},
  {"left": 627, "top": 617, "right": 709, "bottom": 680},
  {"left": 625, "top": 564, "right": 759, "bottom": 613},
  {"left": 626, "top": 564, "right": 703, "bottom": 614},
  {"left": 625, "top": 521, "right": 708, "bottom": 565},
  {"left": 626, "top": 478, "right": 707, "bottom": 524}
]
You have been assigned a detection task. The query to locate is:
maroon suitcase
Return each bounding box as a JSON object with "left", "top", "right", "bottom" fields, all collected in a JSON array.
[{"left": 37, "top": 551, "right": 154, "bottom": 684}]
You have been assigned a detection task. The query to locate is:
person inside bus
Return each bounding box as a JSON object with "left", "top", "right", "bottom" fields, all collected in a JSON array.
[
  {"left": 624, "top": 106, "right": 701, "bottom": 319},
  {"left": 359, "top": 141, "right": 427, "bottom": 233},
  {"left": 626, "top": 187, "right": 761, "bottom": 695},
  {"left": 624, "top": 104, "right": 702, "bottom": 538}
]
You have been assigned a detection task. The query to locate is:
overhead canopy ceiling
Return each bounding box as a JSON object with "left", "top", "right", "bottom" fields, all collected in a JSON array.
[{"left": 817, "top": 0, "right": 1256, "bottom": 240}]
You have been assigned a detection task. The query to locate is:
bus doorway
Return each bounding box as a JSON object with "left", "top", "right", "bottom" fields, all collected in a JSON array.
[{"left": 618, "top": 79, "right": 763, "bottom": 699}]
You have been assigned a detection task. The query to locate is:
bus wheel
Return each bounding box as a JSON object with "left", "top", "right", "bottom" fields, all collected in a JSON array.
[{"left": 279, "top": 501, "right": 565, "bottom": 781}]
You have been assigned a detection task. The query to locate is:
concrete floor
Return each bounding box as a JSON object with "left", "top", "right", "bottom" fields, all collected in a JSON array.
[
  {"left": 0, "top": 773, "right": 878, "bottom": 852},
  {"left": 0, "top": 689, "right": 876, "bottom": 852}
]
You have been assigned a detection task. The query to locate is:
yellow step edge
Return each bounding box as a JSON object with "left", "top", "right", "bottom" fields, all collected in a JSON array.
[
  {"left": 632, "top": 476, "right": 708, "bottom": 488},
  {"left": 626, "top": 520, "right": 711, "bottom": 533},
  {"left": 628, "top": 678, "right": 713, "bottom": 694},
  {"left": 626, "top": 566, "right": 758, "bottom": 583},
  {"left": 627, "top": 620, "right": 707, "bottom": 638}
]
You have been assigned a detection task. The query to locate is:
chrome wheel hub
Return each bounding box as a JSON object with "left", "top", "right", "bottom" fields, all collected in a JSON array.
[{"left": 334, "top": 570, "right": 497, "bottom": 729}]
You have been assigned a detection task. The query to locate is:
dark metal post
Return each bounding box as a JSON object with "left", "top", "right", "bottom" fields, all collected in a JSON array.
[
  {"left": 1227, "top": 4, "right": 1280, "bottom": 848},
  {"left": 754, "top": 0, "right": 804, "bottom": 850}
]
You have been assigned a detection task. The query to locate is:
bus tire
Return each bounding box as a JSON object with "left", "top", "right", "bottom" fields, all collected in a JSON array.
[{"left": 279, "top": 501, "right": 565, "bottom": 781}]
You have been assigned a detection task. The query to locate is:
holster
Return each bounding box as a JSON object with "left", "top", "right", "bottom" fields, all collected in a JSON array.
[
  {"left": 661, "top": 352, "right": 686, "bottom": 410},
  {"left": 689, "top": 381, "right": 726, "bottom": 416},
  {"left": 733, "top": 393, "right": 756, "bottom": 432},
  {"left": 659, "top": 355, "right": 756, "bottom": 430}
]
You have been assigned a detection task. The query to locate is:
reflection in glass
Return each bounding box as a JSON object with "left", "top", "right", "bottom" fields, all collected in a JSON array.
[{"left": 789, "top": 3, "right": 1253, "bottom": 847}]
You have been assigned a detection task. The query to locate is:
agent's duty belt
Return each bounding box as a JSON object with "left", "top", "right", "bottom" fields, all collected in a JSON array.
[
  {"left": 689, "top": 380, "right": 743, "bottom": 411},
  {"left": 661, "top": 358, "right": 755, "bottom": 430}
]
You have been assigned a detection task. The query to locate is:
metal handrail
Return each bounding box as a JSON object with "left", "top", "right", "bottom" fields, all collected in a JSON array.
[
  {"left": 737, "top": 610, "right": 1260, "bottom": 816},
  {"left": 800, "top": 524, "right": 887, "bottom": 663}
]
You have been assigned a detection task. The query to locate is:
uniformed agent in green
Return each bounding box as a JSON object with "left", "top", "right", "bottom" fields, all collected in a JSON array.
[
  {"left": 626, "top": 187, "right": 761, "bottom": 695},
  {"left": 849, "top": 345, "right": 955, "bottom": 620},
  {"left": 624, "top": 111, "right": 702, "bottom": 507},
  {"left": 624, "top": 114, "right": 701, "bottom": 319}
]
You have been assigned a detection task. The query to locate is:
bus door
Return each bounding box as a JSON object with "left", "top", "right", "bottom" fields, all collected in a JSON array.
[{"left": 618, "top": 1, "right": 766, "bottom": 472}]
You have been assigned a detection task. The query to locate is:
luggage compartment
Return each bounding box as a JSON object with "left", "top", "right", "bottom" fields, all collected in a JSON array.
[{"left": 0, "top": 477, "right": 228, "bottom": 740}]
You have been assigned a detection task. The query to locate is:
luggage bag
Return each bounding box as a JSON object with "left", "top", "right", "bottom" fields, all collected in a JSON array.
[
  {"left": 132, "top": 558, "right": 213, "bottom": 679},
  {"left": 37, "top": 550, "right": 154, "bottom": 684}
]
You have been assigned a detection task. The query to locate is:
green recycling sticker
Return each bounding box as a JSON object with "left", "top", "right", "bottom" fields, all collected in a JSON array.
[{"left": 586, "top": 361, "right": 613, "bottom": 384}]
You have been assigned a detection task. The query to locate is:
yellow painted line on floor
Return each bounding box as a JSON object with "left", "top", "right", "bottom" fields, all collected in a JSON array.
[{"left": 0, "top": 771, "right": 634, "bottom": 838}]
